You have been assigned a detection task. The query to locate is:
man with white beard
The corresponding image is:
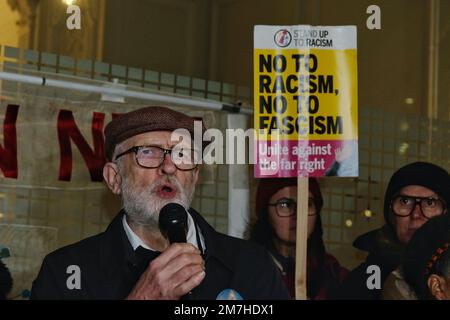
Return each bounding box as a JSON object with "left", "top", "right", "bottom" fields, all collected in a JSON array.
[{"left": 31, "top": 106, "right": 289, "bottom": 300}]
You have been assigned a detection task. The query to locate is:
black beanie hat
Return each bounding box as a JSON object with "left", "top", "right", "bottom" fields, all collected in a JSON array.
[{"left": 383, "top": 162, "right": 450, "bottom": 226}]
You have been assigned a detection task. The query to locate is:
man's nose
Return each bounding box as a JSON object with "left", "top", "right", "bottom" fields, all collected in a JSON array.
[{"left": 159, "top": 153, "right": 177, "bottom": 175}]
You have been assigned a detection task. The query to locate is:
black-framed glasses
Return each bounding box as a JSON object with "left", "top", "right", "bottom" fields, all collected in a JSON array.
[
  {"left": 391, "top": 195, "right": 447, "bottom": 219},
  {"left": 268, "top": 197, "right": 316, "bottom": 217},
  {"left": 114, "top": 145, "right": 200, "bottom": 171}
]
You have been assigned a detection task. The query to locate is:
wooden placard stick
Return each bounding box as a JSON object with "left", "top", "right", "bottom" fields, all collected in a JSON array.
[{"left": 295, "top": 176, "right": 308, "bottom": 300}]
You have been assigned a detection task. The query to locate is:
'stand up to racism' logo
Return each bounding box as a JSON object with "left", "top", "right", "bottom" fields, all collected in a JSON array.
[{"left": 273, "top": 29, "right": 292, "bottom": 47}]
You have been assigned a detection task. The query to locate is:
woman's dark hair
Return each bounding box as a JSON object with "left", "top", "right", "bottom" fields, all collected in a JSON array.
[
  {"left": 403, "top": 214, "right": 450, "bottom": 299},
  {"left": 0, "top": 260, "right": 13, "bottom": 300},
  {"left": 249, "top": 178, "right": 327, "bottom": 299}
]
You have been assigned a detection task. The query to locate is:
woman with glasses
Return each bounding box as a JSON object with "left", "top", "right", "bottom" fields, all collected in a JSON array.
[
  {"left": 336, "top": 162, "right": 450, "bottom": 300},
  {"left": 248, "top": 177, "right": 348, "bottom": 299}
]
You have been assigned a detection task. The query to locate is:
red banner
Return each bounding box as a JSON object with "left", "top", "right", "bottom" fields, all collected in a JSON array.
[{"left": 0, "top": 91, "right": 215, "bottom": 188}]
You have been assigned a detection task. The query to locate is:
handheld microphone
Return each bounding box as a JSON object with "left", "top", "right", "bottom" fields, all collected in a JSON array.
[
  {"left": 158, "top": 203, "right": 188, "bottom": 244},
  {"left": 159, "top": 203, "right": 193, "bottom": 300}
]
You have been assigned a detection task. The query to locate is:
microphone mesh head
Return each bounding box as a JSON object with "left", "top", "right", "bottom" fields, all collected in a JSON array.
[{"left": 159, "top": 203, "right": 187, "bottom": 243}]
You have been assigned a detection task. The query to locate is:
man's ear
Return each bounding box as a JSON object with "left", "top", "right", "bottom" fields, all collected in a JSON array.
[
  {"left": 428, "top": 274, "right": 447, "bottom": 300},
  {"left": 103, "top": 162, "right": 122, "bottom": 195}
]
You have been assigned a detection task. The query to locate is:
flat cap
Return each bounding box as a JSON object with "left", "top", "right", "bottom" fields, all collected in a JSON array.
[{"left": 104, "top": 106, "right": 206, "bottom": 161}]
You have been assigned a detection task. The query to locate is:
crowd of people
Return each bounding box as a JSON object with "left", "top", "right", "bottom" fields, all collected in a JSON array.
[
  {"left": 1, "top": 106, "right": 449, "bottom": 300},
  {"left": 248, "top": 161, "right": 449, "bottom": 300}
]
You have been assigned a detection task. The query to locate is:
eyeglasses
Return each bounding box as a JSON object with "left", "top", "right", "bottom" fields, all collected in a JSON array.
[
  {"left": 268, "top": 198, "right": 316, "bottom": 217},
  {"left": 391, "top": 195, "right": 447, "bottom": 219},
  {"left": 114, "top": 145, "right": 200, "bottom": 171}
]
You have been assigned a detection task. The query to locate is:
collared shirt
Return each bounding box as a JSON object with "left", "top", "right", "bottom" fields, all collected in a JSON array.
[{"left": 122, "top": 210, "right": 205, "bottom": 252}]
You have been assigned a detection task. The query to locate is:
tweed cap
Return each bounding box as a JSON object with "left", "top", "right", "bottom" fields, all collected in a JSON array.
[{"left": 104, "top": 106, "right": 207, "bottom": 161}]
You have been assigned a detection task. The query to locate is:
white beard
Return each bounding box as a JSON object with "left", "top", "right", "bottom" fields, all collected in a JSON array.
[{"left": 120, "top": 174, "right": 195, "bottom": 227}]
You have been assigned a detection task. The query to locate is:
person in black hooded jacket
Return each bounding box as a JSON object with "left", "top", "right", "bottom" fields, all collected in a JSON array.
[
  {"left": 0, "top": 259, "right": 13, "bottom": 300},
  {"left": 334, "top": 162, "right": 450, "bottom": 300},
  {"left": 403, "top": 214, "right": 450, "bottom": 300}
]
